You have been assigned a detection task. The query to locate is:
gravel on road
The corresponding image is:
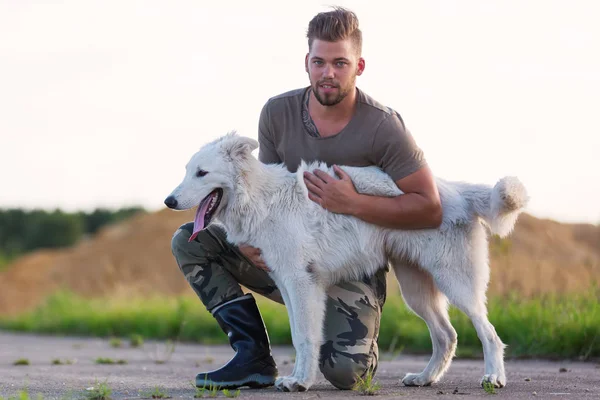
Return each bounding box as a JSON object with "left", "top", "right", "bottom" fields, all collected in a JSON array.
[{"left": 1, "top": 332, "right": 598, "bottom": 399}]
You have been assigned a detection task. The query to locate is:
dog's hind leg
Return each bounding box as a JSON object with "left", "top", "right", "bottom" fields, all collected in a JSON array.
[
  {"left": 469, "top": 305, "right": 506, "bottom": 388},
  {"left": 274, "top": 274, "right": 327, "bottom": 392},
  {"left": 392, "top": 259, "right": 458, "bottom": 387},
  {"left": 430, "top": 237, "right": 507, "bottom": 388},
  {"left": 444, "top": 285, "right": 506, "bottom": 387}
]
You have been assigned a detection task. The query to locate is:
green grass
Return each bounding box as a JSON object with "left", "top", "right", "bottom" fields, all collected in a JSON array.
[
  {"left": 129, "top": 333, "right": 144, "bottom": 348},
  {"left": 352, "top": 370, "right": 381, "bottom": 395},
  {"left": 51, "top": 358, "right": 74, "bottom": 365},
  {"left": 220, "top": 389, "right": 240, "bottom": 398},
  {"left": 192, "top": 380, "right": 220, "bottom": 398},
  {"left": 139, "top": 385, "right": 171, "bottom": 399},
  {"left": 483, "top": 381, "right": 497, "bottom": 394},
  {"left": 0, "top": 289, "right": 598, "bottom": 359},
  {"left": 0, "top": 389, "right": 43, "bottom": 400},
  {"left": 83, "top": 380, "right": 112, "bottom": 400},
  {"left": 94, "top": 357, "right": 127, "bottom": 365}
]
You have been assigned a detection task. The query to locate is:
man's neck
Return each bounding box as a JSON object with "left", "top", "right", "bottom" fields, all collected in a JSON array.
[{"left": 308, "top": 87, "right": 358, "bottom": 122}]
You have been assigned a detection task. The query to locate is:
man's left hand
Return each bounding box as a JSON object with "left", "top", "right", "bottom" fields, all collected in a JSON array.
[{"left": 303, "top": 165, "right": 359, "bottom": 215}]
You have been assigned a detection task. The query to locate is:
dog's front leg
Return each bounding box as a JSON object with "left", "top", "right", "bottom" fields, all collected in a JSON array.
[
  {"left": 274, "top": 273, "right": 327, "bottom": 392},
  {"left": 274, "top": 282, "right": 300, "bottom": 378}
]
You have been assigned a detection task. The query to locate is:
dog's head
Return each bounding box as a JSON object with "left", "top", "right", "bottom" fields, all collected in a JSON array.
[{"left": 164, "top": 132, "right": 258, "bottom": 241}]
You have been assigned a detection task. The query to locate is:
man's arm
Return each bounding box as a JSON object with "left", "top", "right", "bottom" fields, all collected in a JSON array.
[
  {"left": 352, "top": 165, "right": 442, "bottom": 229},
  {"left": 303, "top": 113, "right": 442, "bottom": 230},
  {"left": 305, "top": 165, "right": 442, "bottom": 230}
]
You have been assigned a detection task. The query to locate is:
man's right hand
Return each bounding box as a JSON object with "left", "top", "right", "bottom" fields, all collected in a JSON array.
[{"left": 238, "top": 244, "right": 270, "bottom": 272}]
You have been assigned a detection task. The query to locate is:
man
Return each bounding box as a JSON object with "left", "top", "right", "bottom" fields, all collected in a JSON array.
[{"left": 171, "top": 7, "right": 442, "bottom": 391}]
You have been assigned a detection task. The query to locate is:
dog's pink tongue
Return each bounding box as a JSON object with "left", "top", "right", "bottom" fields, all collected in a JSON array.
[{"left": 189, "top": 197, "right": 211, "bottom": 242}]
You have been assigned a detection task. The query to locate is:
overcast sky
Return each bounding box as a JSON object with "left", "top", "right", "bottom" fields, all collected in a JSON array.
[{"left": 0, "top": 0, "right": 598, "bottom": 224}]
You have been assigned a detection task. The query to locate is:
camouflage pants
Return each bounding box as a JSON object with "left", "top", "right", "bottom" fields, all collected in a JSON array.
[{"left": 171, "top": 222, "right": 388, "bottom": 390}]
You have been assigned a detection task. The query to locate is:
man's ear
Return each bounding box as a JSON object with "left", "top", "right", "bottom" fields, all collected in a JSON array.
[
  {"left": 225, "top": 134, "right": 259, "bottom": 160},
  {"left": 357, "top": 57, "right": 365, "bottom": 76},
  {"left": 305, "top": 53, "right": 309, "bottom": 73}
]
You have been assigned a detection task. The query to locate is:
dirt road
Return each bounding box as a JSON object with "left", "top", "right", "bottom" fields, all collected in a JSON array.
[{"left": 1, "top": 332, "right": 598, "bottom": 399}]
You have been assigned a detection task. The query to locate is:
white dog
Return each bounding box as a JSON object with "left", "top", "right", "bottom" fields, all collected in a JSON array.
[{"left": 165, "top": 132, "right": 528, "bottom": 392}]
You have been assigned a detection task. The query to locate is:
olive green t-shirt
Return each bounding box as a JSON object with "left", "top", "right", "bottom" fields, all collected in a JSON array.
[{"left": 257, "top": 87, "right": 426, "bottom": 182}]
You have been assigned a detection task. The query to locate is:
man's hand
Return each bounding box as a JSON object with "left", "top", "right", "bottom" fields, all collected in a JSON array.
[
  {"left": 238, "top": 244, "right": 270, "bottom": 272},
  {"left": 303, "top": 165, "right": 359, "bottom": 214},
  {"left": 305, "top": 164, "right": 442, "bottom": 230}
]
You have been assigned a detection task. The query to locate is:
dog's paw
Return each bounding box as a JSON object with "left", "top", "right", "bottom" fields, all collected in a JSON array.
[
  {"left": 402, "top": 372, "right": 433, "bottom": 387},
  {"left": 275, "top": 376, "right": 308, "bottom": 392},
  {"left": 481, "top": 374, "right": 506, "bottom": 388}
]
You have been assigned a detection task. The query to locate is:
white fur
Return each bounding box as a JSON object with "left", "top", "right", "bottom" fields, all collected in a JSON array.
[{"left": 167, "top": 132, "right": 529, "bottom": 392}]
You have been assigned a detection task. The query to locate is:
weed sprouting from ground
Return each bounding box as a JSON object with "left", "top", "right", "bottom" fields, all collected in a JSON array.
[
  {"left": 139, "top": 386, "right": 171, "bottom": 399},
  {"left": 352, "top": 370, "right": 381, "bottom": 395},
  {"left": 94, "top": 357, "right": 127, "bottom": 365},
  {"left": 483, "top": 381, "right": 497, "bottom": 394},
  {"left": 0, "top": 388, "right": 43, "bottom": 400},
  {"left": 149, "top": 340, "right": 176, "bottom": 364},
  {"left": 129, "top": 334, "right": 144, "bottom": 348},
  {"left": 191, "top": 379, "right": 220, "bottom": 398},
  {"left": 51, "top": 358, "right": 74, "bottom": 365},
  {"left": 221, "top": 389, "right": 240, "bottom": 398},
  {"left": 83, "top": 380, "right": 112, "bottom": 400}
]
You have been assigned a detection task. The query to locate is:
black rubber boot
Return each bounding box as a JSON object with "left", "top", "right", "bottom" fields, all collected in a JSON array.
[{"left": 195, "top": 293, "right": 278, "bottom": 389}]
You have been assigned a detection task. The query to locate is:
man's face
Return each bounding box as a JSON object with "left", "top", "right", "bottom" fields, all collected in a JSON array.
[{"left": 305, "top": 38, "right": 365, "bottom": 107}]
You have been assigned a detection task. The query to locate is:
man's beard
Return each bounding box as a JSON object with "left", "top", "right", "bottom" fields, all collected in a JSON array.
[{"left": 312, "top": 76, "right": 355, "bottom": 106}]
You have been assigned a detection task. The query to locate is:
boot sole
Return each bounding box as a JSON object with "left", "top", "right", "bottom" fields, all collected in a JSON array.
[{"left": 196, "top": 373, "right": 276, "bottom": 390}]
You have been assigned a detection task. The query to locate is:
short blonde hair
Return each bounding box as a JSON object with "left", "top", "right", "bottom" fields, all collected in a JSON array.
[{"left": 306, "top": 7, "right": 362, "bottom": 56}]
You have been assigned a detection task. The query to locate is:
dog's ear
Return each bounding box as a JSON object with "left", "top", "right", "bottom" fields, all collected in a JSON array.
[{"left": 224, "top": 134, "right": 259, "bottom": 160}]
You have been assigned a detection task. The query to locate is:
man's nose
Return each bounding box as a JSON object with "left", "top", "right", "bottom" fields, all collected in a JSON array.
[{"left": 322, "top": 65, "right": 335, "bottom": 79}]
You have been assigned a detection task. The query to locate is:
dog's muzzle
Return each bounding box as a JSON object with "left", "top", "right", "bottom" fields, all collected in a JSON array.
[{"left": 164, "top": 196, "right": 178, "bottom": 209}]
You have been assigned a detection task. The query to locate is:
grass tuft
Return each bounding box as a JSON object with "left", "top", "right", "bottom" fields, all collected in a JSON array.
[
  {"left": 192, "top": 379, "right": 220, "bottom": 398},
  {"left": 139, "top": 386, "right": 171, "bottom": 399},
  {"left": 0, "top": 388, "right": 43, "bottom": 400},
  {"left": 94, "top": 357, "right": 127, "bottom": 365},
  {"left": 483, "top": 381, "right": 497, "bottom": 394},
  {"left": 148, "top": 340, "right": 176, "bottom": 364},
  {"left": 83, "top": 380, "right": 112, "bottom": 400},
  {"left": 352, "top": 370, "right": 381, "bottom": 395},
  {"left": 129, "top": 333, "right": 144, "bottom": 348},
  {"left": 221, "top": 389, "right": 240, "bottom": 398}
]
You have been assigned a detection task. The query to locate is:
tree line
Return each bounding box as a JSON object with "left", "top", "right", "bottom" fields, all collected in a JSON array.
[{"left": 0, "top": 207, "right": 145, "bottom": 269}]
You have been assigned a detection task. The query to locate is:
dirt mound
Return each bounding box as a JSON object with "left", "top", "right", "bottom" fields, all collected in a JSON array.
[
  {"left": 0, "top": 209, "right": 195, "bottom": 316},
  {"left": 488, "top": 214, "right": 599, "bottom": 297},
  {"left": 0, "top": 210, "right": 598, "bottom": 316}
]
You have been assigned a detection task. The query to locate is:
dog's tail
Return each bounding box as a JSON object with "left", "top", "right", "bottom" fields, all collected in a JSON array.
[{"left": 464, "top": 176, "right": 529, "bottom": 237}]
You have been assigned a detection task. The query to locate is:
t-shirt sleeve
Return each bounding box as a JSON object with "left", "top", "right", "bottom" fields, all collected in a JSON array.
[
  {"left": 371, "top": 112, "right": 427, "bottom": 181},
  {"left": 257, "top": 101, "right": 282, "bottom": 164}
]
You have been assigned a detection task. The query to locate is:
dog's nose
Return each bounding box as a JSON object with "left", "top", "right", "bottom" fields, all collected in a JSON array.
[{"left": 164, "top": 196, "right": 178, "bottom": 209}]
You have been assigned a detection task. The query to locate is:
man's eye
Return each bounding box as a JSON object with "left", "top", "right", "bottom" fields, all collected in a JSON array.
[
  {"left": 336, "top": 62, "right": 347, "bottom": 67},
  {"left": 196, "top": 170, "right": 208, "bottom": 177},
  {"left": 314, "top": 60, "right": 323, "bottom": 65}
]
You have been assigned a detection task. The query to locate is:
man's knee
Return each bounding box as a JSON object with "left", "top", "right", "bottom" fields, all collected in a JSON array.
[
  {"left": 320, "top": 358, "right": 377, "bottom": 390},
  {"left": 170, "top": 222, "right": 196, "bottom": 259}
]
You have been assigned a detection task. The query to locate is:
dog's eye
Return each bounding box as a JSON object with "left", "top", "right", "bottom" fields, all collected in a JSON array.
[{"left": 196, "top": 170, "right": 208, "bottom": 178}]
